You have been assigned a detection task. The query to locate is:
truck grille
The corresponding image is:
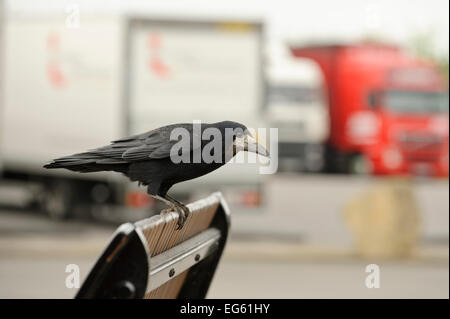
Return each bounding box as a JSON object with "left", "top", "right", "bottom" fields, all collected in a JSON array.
[
  {"left": 279, "top": 142, "right": 304, "bottom": 157},
  {"left": 397, "top": 133, "right": 443, "bottom": 162}
]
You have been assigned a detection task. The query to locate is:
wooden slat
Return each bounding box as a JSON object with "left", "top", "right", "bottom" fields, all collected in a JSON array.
[{"left": 138, "top": 200, "right": 220, "bottom": 298}]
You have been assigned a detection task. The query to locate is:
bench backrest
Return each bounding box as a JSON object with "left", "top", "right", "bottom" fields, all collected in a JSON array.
[{"left": 76, "top": 192, "right": 230, "bottom": 299}]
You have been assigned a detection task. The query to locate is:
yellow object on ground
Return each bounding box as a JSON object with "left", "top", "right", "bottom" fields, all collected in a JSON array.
[{"left": 344, "top": 178, "right": 420, "bottom": 259}]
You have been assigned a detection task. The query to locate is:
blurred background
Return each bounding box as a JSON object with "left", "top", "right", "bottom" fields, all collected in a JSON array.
[{"left": 0, "top": 0, "right": 448, "bottom": 298}]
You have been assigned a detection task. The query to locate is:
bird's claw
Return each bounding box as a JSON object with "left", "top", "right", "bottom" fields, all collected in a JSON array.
[
  {"left": 160, "top": 204, "right": 190, "bottom": 230},
  {"left": 160, "top": 206, "right": 175, "bottom": 217},
  {"left": 175, "top": 205, "right": 190, "bottom": 230}
]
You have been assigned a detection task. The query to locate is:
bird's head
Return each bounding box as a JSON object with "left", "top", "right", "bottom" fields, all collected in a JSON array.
[{"left": 217, "top": 121, "right": 270, "bottom": 157}]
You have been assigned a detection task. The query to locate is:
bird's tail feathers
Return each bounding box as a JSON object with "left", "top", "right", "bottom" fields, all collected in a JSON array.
[{"left": 43, "top": 152, "right": 116, "bottom": 173}]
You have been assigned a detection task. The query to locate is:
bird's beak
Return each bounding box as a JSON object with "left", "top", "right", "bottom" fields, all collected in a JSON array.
[{"left": 234, "top": 132, "right": 270, "bottom": 157}]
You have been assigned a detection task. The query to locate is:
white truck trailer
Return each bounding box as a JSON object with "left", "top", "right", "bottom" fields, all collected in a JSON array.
[
  {"left": 0, "top": 5, "right": 266, "bottom": 220},
  {"left": 266, "top": 44, "right": 328, "bottom": 172}
]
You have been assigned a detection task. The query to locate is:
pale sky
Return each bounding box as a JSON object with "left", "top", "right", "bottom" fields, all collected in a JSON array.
[{"left": 6, "top": 0, "right": 450, "bottom": 56}]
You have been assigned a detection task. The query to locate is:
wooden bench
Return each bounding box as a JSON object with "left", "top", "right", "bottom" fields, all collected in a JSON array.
[{"left": 76, "top": 192, "right": 230, "bottom": 299}]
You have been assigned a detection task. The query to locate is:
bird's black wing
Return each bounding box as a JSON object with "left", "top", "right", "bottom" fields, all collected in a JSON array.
[
  {"left": 44, "top": 123, "right": 200, "bottom": 171},
  {"left": 95, "top": 123, "right": 200, "bottom": 162}
]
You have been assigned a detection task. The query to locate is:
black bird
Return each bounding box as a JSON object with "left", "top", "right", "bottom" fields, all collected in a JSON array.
[{"left": 44, "top": 121, "right": 269, "bottom": 229}]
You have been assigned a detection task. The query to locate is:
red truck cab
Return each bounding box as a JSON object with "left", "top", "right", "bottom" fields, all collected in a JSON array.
[{"left": 291, "top": 44, "right": 449, "bottom": 177}]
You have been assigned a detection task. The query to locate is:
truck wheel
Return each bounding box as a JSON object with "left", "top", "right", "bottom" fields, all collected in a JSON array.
[
  {"left": 349, "top": 154, "right": 371, "bottom": 175},
  {"left": 304, "top": 144, "right": 325, "bottom": 172},
  {"left": 42, "top": 181, "right": 74, "bottom": 220},
  {"left": 324, "top": 146, "right": 343, "bottom": 173}
]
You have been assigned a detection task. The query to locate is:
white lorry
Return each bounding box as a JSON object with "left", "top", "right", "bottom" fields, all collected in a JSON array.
[
  {"left": 266, "top": 44, "right": 328, "bottom": 172},
  {"left": 0, "top": 5, "right": 266, "bottom": 220}
]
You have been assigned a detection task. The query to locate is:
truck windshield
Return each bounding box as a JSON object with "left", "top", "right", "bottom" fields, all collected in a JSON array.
[
  {"left": 268, "top": 85, "right": 321, "bottom": 105},
  {"left": 384, "top": 90, "right": 449, "bottom": 114}
]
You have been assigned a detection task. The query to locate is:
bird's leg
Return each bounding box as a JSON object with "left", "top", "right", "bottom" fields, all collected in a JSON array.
[{"left": 164, "top": 194, "right": 190, "bottom": 230}]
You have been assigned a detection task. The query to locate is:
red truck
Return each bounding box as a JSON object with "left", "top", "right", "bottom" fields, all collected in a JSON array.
[{"left": 291, "top": 43, "right": 449, "bottom": 177}]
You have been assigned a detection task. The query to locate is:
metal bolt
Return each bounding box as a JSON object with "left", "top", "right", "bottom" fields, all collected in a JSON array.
[
  {"left": 195, "top": 254, "right": 200, "bottom": 262},
  {"left": 169, "top": 268, "right": 175, "bottom": 277},
  {"left": 115, "top": 280, "right": 136, "bottom": 299}
]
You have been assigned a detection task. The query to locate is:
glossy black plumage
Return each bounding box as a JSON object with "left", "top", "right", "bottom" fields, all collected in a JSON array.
[
  {"left": 44, "top": 121, "right": 254, "bottom": 228},
  {"left": 44, "top": 121, "right": 246, "bottom": 194}
]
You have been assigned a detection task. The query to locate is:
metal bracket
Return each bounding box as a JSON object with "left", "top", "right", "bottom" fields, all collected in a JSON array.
[{"left": 147, "top": 228, "right": 220, "bottom": 292}]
